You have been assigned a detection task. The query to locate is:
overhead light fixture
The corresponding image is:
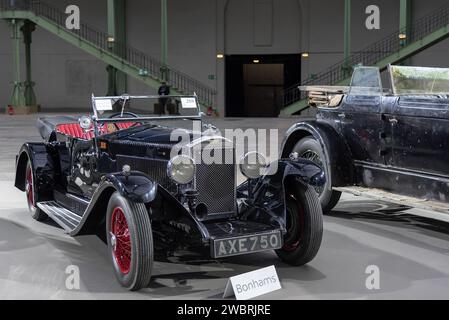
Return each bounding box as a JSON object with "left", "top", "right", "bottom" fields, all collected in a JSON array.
[
  {"left": 399, "top": 34, "right": 407, "bottom": 40},
  {"left": 107, "top": 37, "right": 115, "bottom": 43},
  {"left": 253, "top": 59, "right": 260, "bottom": 64},
  {"left": 216, "top": 54, "right": 224, "bottom": 59},
  {"left": 301, "top": 52, "right": 310, "bottom": 58}
]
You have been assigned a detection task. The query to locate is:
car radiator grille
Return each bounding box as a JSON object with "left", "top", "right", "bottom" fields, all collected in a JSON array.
[
  {"left": 196, "top": 161, "right": 235, "bottom": 215},
  {"left": 116, "top": 148, "right": 236, "bottom": 215}
]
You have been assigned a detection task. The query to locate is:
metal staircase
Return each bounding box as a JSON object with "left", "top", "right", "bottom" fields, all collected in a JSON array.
[
  {"left": 281, "top": 3, "right": 449, "bottom": 116},
  {"left": 0, "top": 0, "right": 216, "bottom": 110}
]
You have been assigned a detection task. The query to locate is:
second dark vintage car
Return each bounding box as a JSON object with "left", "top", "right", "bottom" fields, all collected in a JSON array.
[
  {"left": 282, "top": 65, "right": 449, "bottom": 221},
  {"left": 15, "top": 94, "right": 325, "bottom": 291}
]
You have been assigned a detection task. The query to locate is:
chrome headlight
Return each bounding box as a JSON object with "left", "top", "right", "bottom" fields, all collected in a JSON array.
[
  {"left": 239, "top": 152, "right": 268, "bottom": 179},
  {"left": 167, "top": 155, "right": 196, "bottom": 185}
]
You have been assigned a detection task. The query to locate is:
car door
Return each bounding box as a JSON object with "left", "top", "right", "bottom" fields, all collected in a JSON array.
[
  {"left": 338, "top": 67, "right": 390, "bottom": 165},
  {"left": 390, "top": 97, "right": 449, "bottom": 176}
]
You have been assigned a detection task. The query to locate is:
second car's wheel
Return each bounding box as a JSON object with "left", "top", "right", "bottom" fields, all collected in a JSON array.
[
  {"left": 292, "top": 137, "right": 341, "bottom": 213},
  {"left": 276, "top": 181, "right": 323, "bottom": 266},
  {"left": 106, "top": 192, "right": 153, "bottom": 291},
  {"left": 25, "top": 161, "right": 48, "bottom": 222}
]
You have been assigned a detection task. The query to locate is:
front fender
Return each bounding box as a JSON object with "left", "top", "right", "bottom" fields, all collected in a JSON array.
[
  {"left": 105, "top": 173, "right": 206, "bottom": 241},
  {"left": 281, "top": 120, "right": 354, "bottom": 187},
  {"left": 270, "top": 158, "right": 326, "bottom": 187},
  {"left": 74, "top": 173, "right": 206, "bottom": 255},
  {"left": 72, "top": 172, "right": 157, "bottom": 236},
  {"left": 238, "top": 159, "right": 324, "bottom": 230},
  {"left": 104, "top": 172, "right": 158, "bottom": 203}
]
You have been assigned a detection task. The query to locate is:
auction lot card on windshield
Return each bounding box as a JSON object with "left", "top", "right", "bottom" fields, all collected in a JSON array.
[
  {"left": 95, "top": 99, "right": 113, "bottom": 111},
  {"left": 181, "top": 97, "right": 198, "bottom": 109}
]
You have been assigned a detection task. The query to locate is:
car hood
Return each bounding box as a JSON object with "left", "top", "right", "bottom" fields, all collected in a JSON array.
[{"left": 106, "top": 123, "right": 196, "bottom": 145}]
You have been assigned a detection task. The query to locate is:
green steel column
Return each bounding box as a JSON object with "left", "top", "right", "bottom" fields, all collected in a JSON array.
[
  {"left": 161, "top": 0, "right": 168, "bottom": 81},
  {"left": 106, "top": 0, "right": 127, "bottom": 96},
  {"left": 10, "top": 19, "right": 26, "bottom": 107},
  {"left": 106, "top": 65, "right": 117, "bottom": 97},
  {"left": 343, "top": 0, "right": 351, "bottom": 76},
  {"left": 22, "top": 21, "right": 37, "bottom": 106},
  {"left": 106, "top": 0, "right": 117, "bottom": 96},
  {"left": 107, "top": 0, "right": 116, "bottom": 45},
  {"left": 400, "top": 0, "right": 412, "bottom": 46},
  {"left": 115, "top": 0, "right": 127, "bottom": 94}
]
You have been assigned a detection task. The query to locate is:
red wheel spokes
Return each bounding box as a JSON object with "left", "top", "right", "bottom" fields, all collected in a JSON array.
[
  {"left": 26, "top": 166, "right": 35, "bottom": 207},
  {"left": 111, "top": 207, "right": 132, "bottom": 274}
]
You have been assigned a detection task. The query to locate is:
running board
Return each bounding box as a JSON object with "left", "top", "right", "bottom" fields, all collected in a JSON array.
[
  {"left": 37, "top": 201, "right": 82, "bottom": 232},
  {"left": 335, "top": 186, "right": 449, "bottom": 223}
]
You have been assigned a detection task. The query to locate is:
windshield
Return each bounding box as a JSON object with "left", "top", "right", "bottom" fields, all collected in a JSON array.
[
  {"left": 349, "top": 66, "right": 382, "bottom": 96},
  {"left": 92, "top": 95, "right": 201, "bottom": 121},
  {"left": 389, "top": 65, "right": 449, "bottom": 95}
]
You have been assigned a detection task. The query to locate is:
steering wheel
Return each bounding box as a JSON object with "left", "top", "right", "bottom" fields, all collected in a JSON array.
[
  {"left": 104, "top": 112, "right": 140, "bottom": 133},
  {"left": 108, "top": 112, "right": 139, "bottom": 119}
]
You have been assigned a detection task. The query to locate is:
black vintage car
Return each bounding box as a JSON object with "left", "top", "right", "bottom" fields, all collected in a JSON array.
[
  {"left": 15, "top": 94, "right": 325, "bottom": 291},
  {"left": 282, "top": 65, "right": 449, "bottom": 221}
]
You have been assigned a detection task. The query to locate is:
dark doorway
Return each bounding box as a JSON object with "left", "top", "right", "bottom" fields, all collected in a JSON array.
[{"left": 225, "top": 54, "right": 301, "bottom": 117}]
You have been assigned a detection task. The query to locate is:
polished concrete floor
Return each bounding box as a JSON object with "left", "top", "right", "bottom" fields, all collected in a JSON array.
[{"left": 0, "top": 114, "right": 448, "bottom": 300}]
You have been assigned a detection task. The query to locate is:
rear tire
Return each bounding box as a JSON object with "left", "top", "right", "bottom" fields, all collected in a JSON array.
[
  {"left": 292, "top": 137, "right": 341, "bottom": 213},
  {"left": 276, "top": 181, "right": 323, "bottom": 266},
  {"left": 106, "top": 192, "right": 153, "bottom": 291},
  {"left": 25, "top": 161, "right": 48, "bottom": 222}
]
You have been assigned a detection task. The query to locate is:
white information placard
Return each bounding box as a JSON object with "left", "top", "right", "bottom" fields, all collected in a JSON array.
[
  {"left": 181, "top": 97, "right": 198, "bottom": 109},
  {"left": 95, "top": 99, "right": 113, "bottom": 111},
  {"left": 223, "top": 265, "right": 282, "bottom": 300}
]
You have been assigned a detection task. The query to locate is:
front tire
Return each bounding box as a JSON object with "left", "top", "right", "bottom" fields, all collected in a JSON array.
[
  {"left": 276, "top": 181, "right": 323, "bottom": 266},
  {"left": 292, "top": 137, "right": 341, "bottom": 213},
  {"left": 106, "top": 192, "right": 153, "bottom": 291},
  {"left": 25, "top": 161, "right": 48, "bottom": 222}
]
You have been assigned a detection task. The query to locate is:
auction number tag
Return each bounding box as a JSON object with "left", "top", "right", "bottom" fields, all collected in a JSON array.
[
  {"left": 95, "top": 99, "right": 113, "bottom": 111},
  {"left": 181, "top": 97, "right": 198, "bottom": 109}
]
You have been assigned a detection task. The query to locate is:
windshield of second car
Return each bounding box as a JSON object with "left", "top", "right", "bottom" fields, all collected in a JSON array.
[
  {"left": 390, "top": 65, "right": 449, "bottom": 95},
  {"left": 349, "top": 67, "right": 383, "bottom": 96}
]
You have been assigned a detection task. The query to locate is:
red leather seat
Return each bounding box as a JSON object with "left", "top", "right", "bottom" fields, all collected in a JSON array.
[
  {"left": 56, "top": 123, "right": 94, "bottom": 140},
  {"left": 116, "top": 122, "right": 136, "bottom": 130},
  {"left": 56, "top": 122, "right": 137, "bottom": 140}
]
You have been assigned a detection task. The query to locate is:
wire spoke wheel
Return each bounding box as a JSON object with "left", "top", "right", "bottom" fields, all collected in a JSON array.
[
  {"left": 300, "top": 150, "right": 324, "bottom": 195},
  {"left": 25, "top": 164, "right": 35, "bottom": 210},
  {"left": 24, "top": 160, "right": 47, "bottom": 221},
  {"left": 293, "top": 137, "right": 342, "bottom": 213},
  {"left": 106, "top": 192, "right": 153, "bottom": 291},
  {"left": 110, "top": 207, "right": 132, "bottom": 275}
]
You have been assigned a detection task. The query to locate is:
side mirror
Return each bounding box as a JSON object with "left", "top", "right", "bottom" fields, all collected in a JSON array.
[{"left": 79, "top": 116, "right": 93, "bottom": 131}]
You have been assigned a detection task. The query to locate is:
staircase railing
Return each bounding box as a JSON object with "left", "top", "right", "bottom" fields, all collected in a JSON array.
[
  {"left": 282, "top": 2, "right": 449, "bottom": 110},
  {"left": 0, "top": 0, "right": 217, "bottom": 108}
]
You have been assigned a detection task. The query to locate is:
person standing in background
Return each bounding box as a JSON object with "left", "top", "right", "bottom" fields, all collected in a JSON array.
[{"left": 158, "top": 82, "right": 171, "bottom": 114}]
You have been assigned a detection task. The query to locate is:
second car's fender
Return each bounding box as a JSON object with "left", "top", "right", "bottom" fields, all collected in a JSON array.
[{"left": 281, "top": 120, "right": 354, "bottom": 188}]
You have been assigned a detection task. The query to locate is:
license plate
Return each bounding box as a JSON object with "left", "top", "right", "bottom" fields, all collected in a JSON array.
[{"left": 212, "top": 232, "right": 283, "bottom": 258}]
